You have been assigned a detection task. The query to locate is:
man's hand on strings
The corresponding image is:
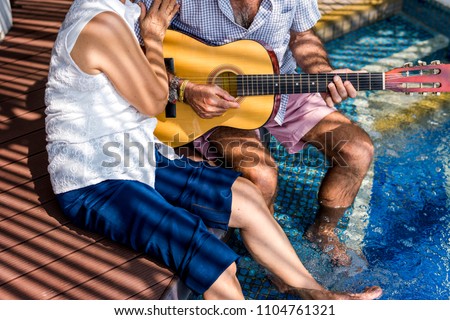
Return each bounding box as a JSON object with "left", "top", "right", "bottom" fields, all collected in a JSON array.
[{"left": 321, "top": 68, "right": 358, "bottom": 108}]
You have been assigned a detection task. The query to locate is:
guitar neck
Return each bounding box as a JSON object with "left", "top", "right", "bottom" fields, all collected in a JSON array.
[{"left": 237, "top": 73, "right": 385, "bottom": 95}]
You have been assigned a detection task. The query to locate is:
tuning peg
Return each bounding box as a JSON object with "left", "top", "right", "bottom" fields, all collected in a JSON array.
[
  {"left": 430, "top": 60, "right": 441, "bottom": 65},
  {"left": 403, "top": 62, "right": 413, "bottom": 67},
  {"left": 405, "top": 92, "right": 411, "bottom": 95},
  {"left": 432, "top": 92, "right": 441, "bottom": 96},
  {"left": 418, "top": 92, "right": 428, "bottom": 96},
  {"left": 417, "top": 60, "right": 427, "bottom": 66}
]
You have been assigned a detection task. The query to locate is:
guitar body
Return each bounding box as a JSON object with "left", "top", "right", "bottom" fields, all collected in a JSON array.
[{"left": 156, "top": 30, "right": 277, "bottom": 147}]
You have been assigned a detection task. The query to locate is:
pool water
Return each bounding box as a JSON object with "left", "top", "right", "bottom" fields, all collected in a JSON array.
[{"left": 363, "top": 104, "right": 450, "bottom": 299}]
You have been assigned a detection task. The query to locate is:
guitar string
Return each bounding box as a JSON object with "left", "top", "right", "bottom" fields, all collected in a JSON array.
[
  {"left": 176, "top": 74, "right": 411, "bottom": 83},
  {"left": 176, "top": 73, "right": 413, "bottom": 79},
  {"left": 179, "top": 74, "right": 400, "bottom": 80},
  {"left": 171, "top": 73, "right": 432, "bottom": 81},
  {"left": 171, "top": 74, "right": 440, "bottom": 91}
]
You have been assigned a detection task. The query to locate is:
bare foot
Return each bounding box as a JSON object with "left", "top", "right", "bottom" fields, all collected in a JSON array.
[
  {"left": 268, "top": 274, "right": 382, "bottom": 300},
  {"left": 297, "top": 286, "right": 382, "bottom": 300},
  {"left": 304, "top": 225, "right": 351, "bottom": 266}
]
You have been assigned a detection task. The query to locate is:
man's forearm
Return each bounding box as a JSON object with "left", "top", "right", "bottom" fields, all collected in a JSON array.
[{"left": 289, "top": 29, "right": 332, "bottom": 73}]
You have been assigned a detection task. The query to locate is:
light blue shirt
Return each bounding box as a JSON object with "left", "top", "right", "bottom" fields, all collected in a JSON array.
[{"left": 135, "top": 0, "right": 321, "bottom": 124}]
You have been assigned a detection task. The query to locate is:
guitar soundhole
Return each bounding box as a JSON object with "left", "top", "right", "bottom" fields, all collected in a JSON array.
[{"left": 213, "top": 71, "right": 238, "bottom": 97}]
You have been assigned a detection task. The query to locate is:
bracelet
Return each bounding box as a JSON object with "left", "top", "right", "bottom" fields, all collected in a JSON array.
[
  {"left": 168, "top": 76, "right": 181, "bottom": 103},
  {"left": 178, "top": 79, "right": 190, "bottom": 103}
]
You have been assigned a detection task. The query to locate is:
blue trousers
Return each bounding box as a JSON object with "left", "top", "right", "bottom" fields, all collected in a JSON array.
[{"left": 57, "top": 151, "right": 241, "bottom": 294}]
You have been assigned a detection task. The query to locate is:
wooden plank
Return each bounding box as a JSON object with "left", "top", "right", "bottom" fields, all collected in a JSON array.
[
  {"left": 10, "top": 3, "right": 70, "bottom": 28},
  {"left": 0, "top": 33, "right": 56, "bottom": 51},
  {"left": 0, "top": 80, "right": 46, "bottom": 102},
  {"left": 53, "top": 277, "right": 174, "bottom": 300},
  {"left": 0, "top": 175, "right": 55, "bottom": 221},
  {"left": 0, "top": 110, "right": 45, "bottom": 146},
  {"left": 0, "top": 43, "right": 53, "bottom": 67},
  {"left": 52, "top": 255, "right": 174, "bottom": 300},
  {"left": 11, "top": 17, "right": 63, "bottom": 29},
  {"left": 0, "top": 151, "right": 48, "bottom": 194},
  {"left": 0, "top": 84, "right": 45, "bottom": 110},
  {"left": 0, "top": 199, "right": 67, "bottom": 253},
  {"left": 0, "top": 129, "right": 46, "bottom": 168},
  {"left": 0, "top": 238, "right": 152, "bottom": 299},
  {"left": 0, "top": 223, "right": 100, "bottom": 286},
  {"left": 1, "top": 26, "right": 60, "bottom": 42},
  {"left": 0, "top": 66, "right": 47, "bottom": 86},
  {"left": 0, "top": 53, "right": 50, "bottom": 74},
  {"left": 131, "top": 281, "right": 174, "bottom": 300}
]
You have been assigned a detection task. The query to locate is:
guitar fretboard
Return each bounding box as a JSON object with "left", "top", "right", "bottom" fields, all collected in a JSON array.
[{"left": 236, "top": 73, "right": 385, "bottom": 96}]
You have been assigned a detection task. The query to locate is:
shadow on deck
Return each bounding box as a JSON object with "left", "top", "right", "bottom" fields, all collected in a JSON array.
[{"left": 0, "top": 0, "right": 182, "bottom": 300}]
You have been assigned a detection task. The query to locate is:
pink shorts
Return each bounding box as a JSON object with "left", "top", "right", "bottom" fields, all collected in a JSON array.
[
  {"left": 265, "top": 93, "right": 336, "bottom": 154},
  {"left": 194, "top": 93, "right": 336, "bottom": 157}
]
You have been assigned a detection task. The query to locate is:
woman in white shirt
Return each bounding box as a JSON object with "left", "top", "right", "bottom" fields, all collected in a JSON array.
[{"left": 45, "top": 0, "right": 382, "bottom": 300}]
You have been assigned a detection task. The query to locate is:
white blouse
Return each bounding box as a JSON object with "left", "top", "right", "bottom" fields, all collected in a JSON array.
[{"left": 45, "top": 0, "right": 168, "bottom": 194}]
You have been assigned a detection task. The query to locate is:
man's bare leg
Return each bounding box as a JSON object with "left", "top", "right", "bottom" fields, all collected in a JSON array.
[
  {"left": 176, "top": 142, "right": 210, "bottom": 162},
  {"left": 209, "top": 127, "right": 278, "bottom": 213},
  {"left": 302, "top": 112, "right": 374, "bottom": 266}
]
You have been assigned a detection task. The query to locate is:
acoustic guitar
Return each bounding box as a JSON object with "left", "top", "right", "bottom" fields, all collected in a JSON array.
[{"left": 156, "top": 30, "right": 450, "bottom": 147}]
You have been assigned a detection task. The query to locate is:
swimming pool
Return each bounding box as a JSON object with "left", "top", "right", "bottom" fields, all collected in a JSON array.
[{"left": 223, "top": 14, "right": 450, "bottom": 300}]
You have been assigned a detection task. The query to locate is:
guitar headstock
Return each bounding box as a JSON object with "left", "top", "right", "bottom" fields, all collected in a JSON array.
[{"left": 385, "top": 60, "right": 450, "bottom": 95}]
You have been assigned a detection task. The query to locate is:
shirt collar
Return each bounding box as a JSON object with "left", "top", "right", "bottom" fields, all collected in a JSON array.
[{"left": 218, "top": 0, "right": 273, "bottom": 32}]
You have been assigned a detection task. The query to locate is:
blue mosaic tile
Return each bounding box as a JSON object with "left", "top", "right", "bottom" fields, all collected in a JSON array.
[{"left": 326, "top": 14, "right": 435, "bottom": 71}]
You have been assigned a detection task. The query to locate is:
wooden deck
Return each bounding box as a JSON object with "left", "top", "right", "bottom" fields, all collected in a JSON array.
[{"left": 0, "top": 0, "right": 179, "bottom": 300}]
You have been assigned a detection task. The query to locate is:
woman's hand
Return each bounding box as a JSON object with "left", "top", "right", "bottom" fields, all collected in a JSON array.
[{"left": 138, "top": 0, "right": 179, "bottom": 43}]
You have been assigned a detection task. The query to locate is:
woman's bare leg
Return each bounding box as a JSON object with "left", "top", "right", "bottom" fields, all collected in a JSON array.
[
  {"left": 228, "top": 177, "right": 382, "bottom": 300},
  {"left": 203, "top": 263, "right": 244, "bottom": 300}
]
